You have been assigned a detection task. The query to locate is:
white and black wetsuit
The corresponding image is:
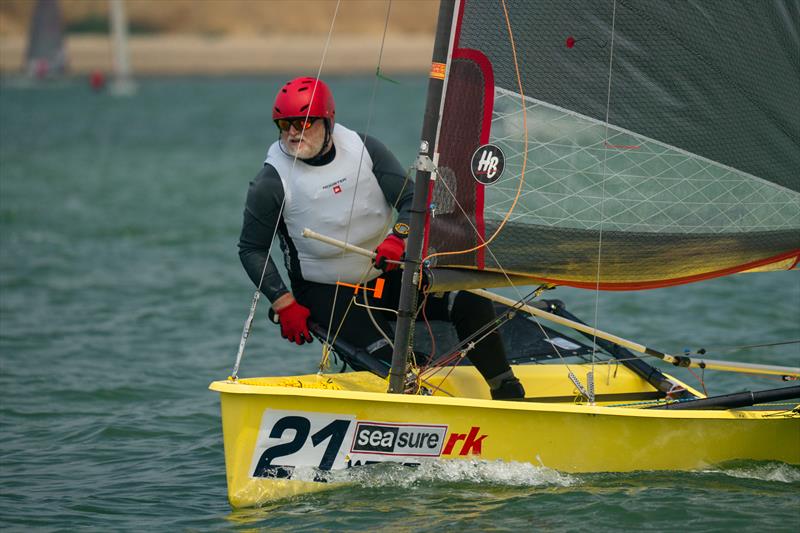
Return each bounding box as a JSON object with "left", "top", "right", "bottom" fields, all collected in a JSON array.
[
  {"left": 239, "top": 124, "right": 411, "bottom": 301},
  {"left": 238, "top": 124, "right": 511, "bottom": 380}
]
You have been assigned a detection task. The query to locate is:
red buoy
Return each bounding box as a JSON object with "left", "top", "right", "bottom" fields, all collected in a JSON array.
[{"left": 89, "top": 70, "right": 106, "bottom": 91}]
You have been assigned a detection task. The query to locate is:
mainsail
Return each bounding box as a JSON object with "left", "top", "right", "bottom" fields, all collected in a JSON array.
[
  {"left": 25, "top": 0, "right": 67, "bottom": 79},
  {"left": 423, "top": 0, "right": 800, "bottom": 290}
]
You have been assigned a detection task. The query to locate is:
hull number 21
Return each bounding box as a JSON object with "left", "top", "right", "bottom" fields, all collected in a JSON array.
[{"left": 249, "top": 410, "right": 451, "bottom": 479}]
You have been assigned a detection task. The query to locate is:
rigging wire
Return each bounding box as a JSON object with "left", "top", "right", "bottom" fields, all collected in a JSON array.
[
  {"left": 410, "top": 97, "right": 596, "bottom": 387},
  {"left": 230, "top": 0, "right": 404, "bottom": 378},
  {"left": 413, "top": 166, "right": 585, "bottom": 382},
  {"left": 691, "top": 339, "right": 800, "bottom": 352},
  {"left": 357, "top": 286, "right": 397, "bottom": 352},
  {"left": 398, "top": 0, "right": 595, "bottom": 391},
  {"left": 587, "top": 0, "right": 620, "bottom": 403},
  {"left": 366, "top": 0, "right": 592, "bottom": 394},
  {"left": 416, "top": 286, "right": 543, "bottom": 381},
  {"left": 419, "top": 291, "right": 437, "bottom": 361},
  {"left": 231, "top": 0, "right": 343, "bottom": 380},
  {"left": 314, "top": 169, "right": 413, "bottom": 372},
  {"left": 321, "top": 0, "right": 396, "bottom": 358},
  {"left": 686, "top": 365, "right": 708, "bottom": 396},
  {"left": 420, "top": 0, "right": 527, "bottom": 268}
]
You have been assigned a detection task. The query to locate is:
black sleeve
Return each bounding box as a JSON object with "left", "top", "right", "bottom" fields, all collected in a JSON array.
[
  {"left": 361, "top": 134, "right": 414, "bottom": 228},
  {"left": 237, "top": 164, "right": 290, "bottom": 303}
]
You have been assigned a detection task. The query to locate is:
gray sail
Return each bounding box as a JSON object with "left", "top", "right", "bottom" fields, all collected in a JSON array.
[
  {"left": 424, "top": 0, "right": 800, "bottom": 291},
  {"left": 25, "top": 0, "right": 67, "bottom": 79}
]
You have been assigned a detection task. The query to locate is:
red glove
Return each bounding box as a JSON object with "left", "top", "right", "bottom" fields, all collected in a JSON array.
[
  {"left": 374, "top": 234, "right": 405, "bottom": 272},
  {"left": 276, "top": 300, "right": 312, "bottom": 345}
]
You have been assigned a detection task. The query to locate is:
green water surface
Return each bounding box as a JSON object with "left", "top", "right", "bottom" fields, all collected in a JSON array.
[{"left": 1, "top": 77, "right": 798, "bottom": 531}]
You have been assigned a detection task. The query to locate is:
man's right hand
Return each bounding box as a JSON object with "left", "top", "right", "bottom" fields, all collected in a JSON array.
[{"left": 272, "top": 295, "right": 312, "bottom": 345}]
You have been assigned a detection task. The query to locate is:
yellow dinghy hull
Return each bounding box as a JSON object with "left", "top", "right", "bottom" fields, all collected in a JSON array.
[{"left": 210, "top": 365, "right": 800, "bottom": 508}]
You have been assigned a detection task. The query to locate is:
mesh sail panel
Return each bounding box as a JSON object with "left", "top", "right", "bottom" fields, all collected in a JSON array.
[{"left": 425, "top": 0, "right": 800, "bottom": 289}]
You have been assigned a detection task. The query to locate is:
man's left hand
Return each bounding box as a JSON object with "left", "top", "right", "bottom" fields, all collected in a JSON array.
[{"left": 374, "top": 235, "right": 405, "bottom": 272}]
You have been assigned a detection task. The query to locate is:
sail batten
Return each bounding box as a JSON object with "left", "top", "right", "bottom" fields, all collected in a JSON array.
[{"left": 424, "top": 0, "right": 800, "bottom": 290}]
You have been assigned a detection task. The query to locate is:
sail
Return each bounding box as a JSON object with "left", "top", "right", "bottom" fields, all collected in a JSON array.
[
  {"left": 109, "top": 0, "right": 137, "bottom": 95},
  {"left": 25, "top": 0, "right": 67, "bottom": 79},
  {"left": 424, "top": 0, "right": 800, "bottom": 290}
]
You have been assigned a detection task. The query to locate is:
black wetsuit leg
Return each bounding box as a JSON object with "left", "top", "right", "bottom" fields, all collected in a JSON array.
[
  {"left": 295, "top": 273, "right": 510, "bottom": 381},
  {"left": 448, "top": 291, "right": 511, "bottom": 381},
  {"left": 417, "top": 290, "right": 510, "bottom": 381}
]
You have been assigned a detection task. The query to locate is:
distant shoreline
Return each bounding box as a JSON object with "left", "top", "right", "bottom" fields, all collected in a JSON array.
[{"left": 0, "top": 34, "right": 435, "bottom": 76}]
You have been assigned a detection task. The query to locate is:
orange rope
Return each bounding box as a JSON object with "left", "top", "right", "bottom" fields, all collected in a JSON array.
[{"left": 421, "top": 0, "right": 528, "bottom": 266}]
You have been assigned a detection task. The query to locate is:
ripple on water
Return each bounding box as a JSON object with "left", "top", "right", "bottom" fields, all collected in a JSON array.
[{"left": 2, "top": 77, "right": 799, "bottom": 532}]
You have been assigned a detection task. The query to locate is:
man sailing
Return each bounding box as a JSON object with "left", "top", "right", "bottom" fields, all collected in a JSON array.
[{"left": 238, "top": 76, "right": 525, "bottom": 400}]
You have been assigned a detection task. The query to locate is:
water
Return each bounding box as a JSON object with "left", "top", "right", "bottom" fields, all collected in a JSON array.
[{"left": 1, "top": 77, "right": 798, "bottom": 531}]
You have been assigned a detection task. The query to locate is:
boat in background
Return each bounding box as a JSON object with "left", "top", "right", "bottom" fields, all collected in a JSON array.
[
  {"left": 108, "top": 0, "right": 137, "bottom": 96},
  {"left": 25, "top": 0, "right": 67, "bottom": 80},
  {"left": 211, "top": 0, "right": 800, "bottom": 507}
]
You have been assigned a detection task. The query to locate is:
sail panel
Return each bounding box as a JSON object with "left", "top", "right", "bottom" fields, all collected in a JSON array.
[
  {"left": 425, "top": 0, "right": 800, "bottom": 290},
  {"left": 489, "top": 90, "right": 800, "bottom": 235},
  {"left": 25, "top": 0, "right": 67, "bottom": 79},
  {"left": 458, "top": 0, "right": 800, "bottom": 191},
  {"left": 479, "top": 225, "right": 800, "bottom": 289}
]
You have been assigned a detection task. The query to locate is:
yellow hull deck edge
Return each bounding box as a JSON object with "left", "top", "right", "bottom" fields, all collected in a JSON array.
[{"left": 210, "top": 369, "right": 800, "bottom": 507}]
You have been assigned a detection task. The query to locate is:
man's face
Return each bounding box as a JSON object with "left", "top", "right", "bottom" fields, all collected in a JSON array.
[{"left": 279, "top": 118, "right": 327, "bottom": 159}]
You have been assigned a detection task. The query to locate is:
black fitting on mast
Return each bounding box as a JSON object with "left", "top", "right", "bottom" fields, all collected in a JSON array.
[{"left": 387, "top": 0, "right": 457, "bottom": 394}]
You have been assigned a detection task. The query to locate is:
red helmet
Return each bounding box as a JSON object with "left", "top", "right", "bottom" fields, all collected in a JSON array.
[{"left": 272, "top": 77, "right": 335, "bottom": 124}]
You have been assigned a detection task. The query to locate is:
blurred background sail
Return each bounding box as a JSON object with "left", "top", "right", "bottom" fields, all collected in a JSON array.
[
  {"left": 108, "top": 0, "right": 135, "bottom": 95},
  {"left": 0, "top": 1, "right": 438, "bottom": 77},
  {"left": 24, "top": 0, "right": 66, "bottom": 79},
  {"left": 425, "top": 0, "right": 800, "bottom": 291}
]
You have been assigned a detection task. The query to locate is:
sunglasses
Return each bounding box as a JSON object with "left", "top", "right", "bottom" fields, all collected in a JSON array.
[{"left": 275, "top": 117, "right": 317, "bottom": 132}]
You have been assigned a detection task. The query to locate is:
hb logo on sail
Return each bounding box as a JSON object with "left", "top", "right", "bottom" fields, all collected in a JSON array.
[{"left": 470, "top": 144, "right": 505, "bottom": 185}]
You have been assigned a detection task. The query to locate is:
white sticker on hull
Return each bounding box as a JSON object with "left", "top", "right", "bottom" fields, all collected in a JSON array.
[
  {"left": 350, "top": 421, "right": 447, "bottom": 456},
  {"left": 250, "top": 410, "right": 449, "bottom": 480}
]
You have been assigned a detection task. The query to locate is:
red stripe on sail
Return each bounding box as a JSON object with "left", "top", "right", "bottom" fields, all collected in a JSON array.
[
  {"left": 451, "top": 48, "right": 494, "bottom": 269},
  {"left": 423, "top": 0, "right": 469, "bottom": 259}
]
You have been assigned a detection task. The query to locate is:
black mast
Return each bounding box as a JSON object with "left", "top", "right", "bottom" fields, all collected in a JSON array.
[{"left": 388, "top": 0, "right": 458, "bottom": 393}]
